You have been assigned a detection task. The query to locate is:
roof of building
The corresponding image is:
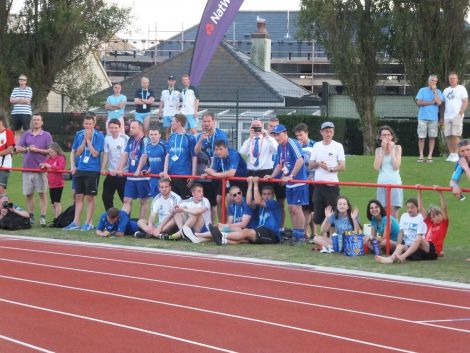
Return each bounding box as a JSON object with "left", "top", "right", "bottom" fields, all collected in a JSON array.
[{"left": 96, "top": 40, "right": 312, "bottom": 105}]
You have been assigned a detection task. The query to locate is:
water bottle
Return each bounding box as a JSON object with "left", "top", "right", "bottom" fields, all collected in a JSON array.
[
  {"left": 372, "top": 238, "right": 380, "bottom": 256},
  {"left": 331, "top": 233, "right": 339, "bottom": 252}
]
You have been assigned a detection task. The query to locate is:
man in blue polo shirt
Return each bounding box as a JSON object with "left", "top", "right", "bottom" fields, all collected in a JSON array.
[
  {"left": 267, "top": 124, "right": 309, "bottom": 244},
  {"left": 65, "top": 114, "right": 104, "bottom": 231},
  {"left": 203, "top": 140, "right": 247, "bottom": 219},
  {"left": 161, "top": 114, "right": 197, "bottom": 199},
  {"left": 116, "top": 120, "right": 150, "bottom": 219},
  {"left": 95, "top": 207, "right": 138, "bottom": 237},
  {"left": 209, "top": 177, "right": 281, "bottom": 245}
]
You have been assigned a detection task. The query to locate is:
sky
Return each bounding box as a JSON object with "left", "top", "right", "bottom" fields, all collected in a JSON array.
[{"left": 12, "top": 0, "right": 301, "bottom": 41}]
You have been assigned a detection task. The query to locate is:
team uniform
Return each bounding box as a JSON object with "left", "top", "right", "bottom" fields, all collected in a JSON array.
[
  {"left": 0, "top": 128, "right": 14, "bottom": 188},
  {"left": 150, "top": 191, "right": 182, "bottom": 225},
  {"left": 180, "top": 85, "right": 200, "bottom": 129},
  {"left": 123, "top": 136, "right": 151, "bottom": 199},
  {"left": 96, "top": 210, "right": 138, "bottom": 236},
  {"left": 72, "top": 129, "right": 104, "bottom": 196},
  {"left": 275, "top": 138, "right": 308, "bottom": 205},
  {"left": 167, "top": 132, "right": 196, "bottom": 199},
  {"left": 179, "top": 196, "right": 211, "bottom": 231},
  {"left": 212, "top": 148, "right": 248, "bottom": 195},
  {"left": 252, "top": 199, "right": 282, "bottom": 244},
  {"left": 10, "top": 86, "right": 33, "bottom": 131},
  {"left": 145, "top": 140, "right": 167, "bottom": 197},
  {"left": 134, "top": 88, "right": 155, "bottom": 122},
  {"left": 228, "top": 199, "right": 254, "bottom": 228},
  {"left": 160, "top": 88, "right": 180, "bottom": 128}
]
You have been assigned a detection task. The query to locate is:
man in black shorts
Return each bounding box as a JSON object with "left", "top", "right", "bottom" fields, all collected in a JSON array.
[{"left": 209, "top": 176, "right": 281, "bottom": 245}]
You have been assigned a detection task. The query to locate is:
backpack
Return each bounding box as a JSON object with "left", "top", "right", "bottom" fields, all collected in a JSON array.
[
  {"left": 50, "top": 205, "right": 75, "bottom": 228},
  {"left": 0, "top": 211, "right": 31, "bottom": 230}
]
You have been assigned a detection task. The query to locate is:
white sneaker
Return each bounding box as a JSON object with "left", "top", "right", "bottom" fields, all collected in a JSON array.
[
  {"left": 446, "top": 154, "right": 453, "bottom": 162},
  {"left": 320, "top": 247, "right": 330, "bottom": 253},
  {"left": 327, "top": 245, "right": 335, "bottom": 253},
  {"left": 182, "top": 226, "right": 201, "bottom": 243},
  {"left": 450, "top": 153, "right": 460, "bottom": 162}
]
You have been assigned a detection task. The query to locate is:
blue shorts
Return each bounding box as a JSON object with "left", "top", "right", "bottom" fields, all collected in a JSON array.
[
  {"left": 149, "top": 177, "right": 160, "bottom": 198},
  {"left": 134, "top": 112, "right": 151, "bottom": 123},
  {"left": 125, "top": 220, "right": 139, "bottom": 235},
  {"left": 286, "top": 185, "right": 309, "bottom": 206},
  {"left": 124, "top": 179, "right": 151, "bottom": 199},
  {"left": 184, "top": 115, "right": 197, "bottom": 129},
  {"left": 163, "top": 116, "right": 173, "bottom": 128}
]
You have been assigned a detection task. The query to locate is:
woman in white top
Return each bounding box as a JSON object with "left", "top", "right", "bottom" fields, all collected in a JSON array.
[{"left": 373, "top": 126, "right": 403, "bottom": 219}]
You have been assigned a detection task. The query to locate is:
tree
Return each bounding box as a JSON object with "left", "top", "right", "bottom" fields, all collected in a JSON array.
[
  {"left": 389, "top": 0, "right": 470, "bottom": 90},
  {"left": 298, "top": 0, "right": 390, "bottom": 154},
  {"left": 0, "top": 0, "right": 129, "bottom": 114}
]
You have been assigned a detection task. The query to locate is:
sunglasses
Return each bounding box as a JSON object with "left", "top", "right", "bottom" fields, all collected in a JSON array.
[{"left": 231, "top": 191, "right": 242, "bottom": 197}]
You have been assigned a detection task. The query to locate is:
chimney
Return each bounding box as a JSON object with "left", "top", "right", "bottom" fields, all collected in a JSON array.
[{"left": 251, "top": 17, "right": 271, "bottom": 72}]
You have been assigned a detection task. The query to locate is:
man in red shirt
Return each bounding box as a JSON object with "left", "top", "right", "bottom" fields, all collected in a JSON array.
[{"left": 0, "top": 113, "right": 15, "bottom": 194}]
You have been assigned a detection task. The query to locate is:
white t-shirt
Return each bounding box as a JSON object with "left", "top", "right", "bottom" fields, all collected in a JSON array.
[
  {"left": 151, "top": 191, "right": 182, "bottom": 225},
  {"left": 399, "top": 212, "right": 426, "bottom": 246},
  {"left": 160, "top": 88, "right": 180, "bottom": 117},
  {"left": 310, "top": 140, "right": 345, "bottom": 182},
  {"left": 443, "top": 85, "right": 468, "bottom": 119},
  {"left": 180, "top": 196, "right": 211, "bottom": 226},
  {"left": 104, "top": 134, "right": 129, "bottom": 172}
]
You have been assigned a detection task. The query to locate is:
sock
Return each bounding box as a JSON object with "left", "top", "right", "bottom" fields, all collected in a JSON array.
[
  {"left": 293, "top": 228, "right": 305, "bottom": 240},
  {"left": 221, "top": 232, "right": 228, "bottom": 245}
]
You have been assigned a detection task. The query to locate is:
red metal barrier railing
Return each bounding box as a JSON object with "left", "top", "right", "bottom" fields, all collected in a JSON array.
[{"left": 2, "top": 166, "right": 467, "bottom": 255}]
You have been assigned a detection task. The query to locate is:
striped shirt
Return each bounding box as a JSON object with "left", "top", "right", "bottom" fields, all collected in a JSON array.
[{"left": 10, "top": 86, "right": 33, "bottom": 115}]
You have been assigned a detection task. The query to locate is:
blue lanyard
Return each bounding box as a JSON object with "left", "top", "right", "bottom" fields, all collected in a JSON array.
[
  {"left": 173, "top": 134, "right": 184, "bottom": 158},
  {"left": 83, "top": 131, "right": 95, "bottom": 158}
]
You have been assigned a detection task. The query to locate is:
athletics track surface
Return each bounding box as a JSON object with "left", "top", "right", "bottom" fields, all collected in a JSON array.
[{"left": 0, "top": 235, "right": 469, "bottom": 353}]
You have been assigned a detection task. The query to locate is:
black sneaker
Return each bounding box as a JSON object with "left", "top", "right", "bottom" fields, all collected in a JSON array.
[
  {"left": 134, "top": 231, "right": 148, "bottom": 239},
  {"left": 209, "top": 224, "right": 222, "bottom": 245},
  {"left": 158, "top": 233, "right": 170, "bottom": 240}
]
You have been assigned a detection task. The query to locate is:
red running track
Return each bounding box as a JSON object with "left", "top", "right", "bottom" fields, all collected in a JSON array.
[{"left": 0, "top": 235, "right": 469, "bottom": 353}]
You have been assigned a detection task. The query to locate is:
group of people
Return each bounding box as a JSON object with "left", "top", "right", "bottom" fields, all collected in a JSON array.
[{"left": 1, "top": 72, "right": 469, "bottom": 264}]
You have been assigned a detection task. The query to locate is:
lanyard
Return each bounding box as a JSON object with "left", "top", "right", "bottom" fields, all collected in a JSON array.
[
  {"left": 259, "top": 207, "right": 266, "bottom": 226},
  {"left": 233, "top": 203, "right": 240, "bottom": 222},
  {"left": 83, "top": 131, "right": 95, "bottom": 158},
  {"left": 279, "top": 143, "right": 288, "bottom": 167},
  {"left": 206, "top": 131, "right": 216, "bottom": 155},
  {"left": 131, "top": 137, "right": 142, "bottom": 160},
  {"left": 141, "top": 89, "right": 149, "bottom": 100},
  {"left": 173, "top": 134, "right": 185, "bottom": 158}
]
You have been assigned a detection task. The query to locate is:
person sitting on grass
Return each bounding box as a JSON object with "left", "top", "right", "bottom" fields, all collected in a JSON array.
[
  {"left": 95, "top": 207, "right": 138, "bottom": 238},
  {"left": 375, "top": 197, "right": 427, "bottom": 264},
  {"left": 160, "top": 182, "right": 211, "bottom": 243},
  {"left": 313, "top": 196, "right": 361, "bottom": 253},
  {"left": 195, "top": 185, "right": 255, "bottom": 242},
  {"left": 209, "top": 176, "right": 281, "bottom": 245},
  {"left": 134, "top": 178, "right": 181, "bottom": 239},
  {"left": 364, "top": 199, "right": 400, "bottom": 254}
]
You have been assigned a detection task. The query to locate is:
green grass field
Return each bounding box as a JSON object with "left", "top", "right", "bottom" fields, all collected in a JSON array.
[{"left": 4, "top": 154, "right": 470, "bottom": 283}]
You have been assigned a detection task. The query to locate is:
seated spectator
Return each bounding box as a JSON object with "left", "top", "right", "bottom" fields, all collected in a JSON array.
[
  {"left": 392, "top": 188, "right": 448, "bottom": 262},
  {"left": 164, "top": 183, "right": 211, "bottom": 243},
  {"left": 95, "top": 207, "right": 137, "bottom": 237},
  {"left": 40, "top": 142, "right": 66, "bottom": 220},
  {"left": 196, "top": 185, "right": 254, "bottom": 242},
  {"left": 376, "top": 197, "right": 427, "bottom": 264},
  {"left": 209, "top": 176, "right": 281, "bottom": 245},
  {"left": 365, "top": 199, "right": 400, "bottom": 253},
  {"left": 134, "top": 178, "right": 181, "bottom": 239},
  {"left": 0, "top": 194, "right": 31, "bottom": 230},
  {"left": 313, "top": 196, "right": 361, "bottom": 253}
]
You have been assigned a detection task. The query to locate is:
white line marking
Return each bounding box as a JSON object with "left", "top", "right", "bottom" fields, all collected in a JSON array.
[
  {"left": 1, "top": 235, "right": 469, "bottom": 291},
  {"left": 0, "top": 280, "right": 417, "bottom": 353},
  {"left": 0, "top": 298, "right": 237, "bottom": 353},
  {"left": 1, "top": 247, "right": 469, "bottom": 310},
  {"left": 418, "top": 318, "right": 470, "bottom": 323},
  {"left": 0, "top": 334, "right": 56, "bottom": 353},
  {"left": 1, "top": 261, "right": 470, "bottom": 336}
]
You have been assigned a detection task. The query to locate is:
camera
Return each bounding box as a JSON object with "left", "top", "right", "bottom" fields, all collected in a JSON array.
[
  {"left": 2, "top": 201, "right": 13, "bottom": 209},
  {"left": 252, "top": 126, "right": 262, "bottom": 133}
]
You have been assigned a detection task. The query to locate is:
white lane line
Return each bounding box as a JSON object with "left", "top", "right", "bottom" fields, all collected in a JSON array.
[
  {"left": 1, "top": 262, "right": 470, "bottom": 336},
  {"left": 0, "top": 282, "right": 416, "bottom": 353},
  {"left": 417, "top": 318, "right": 470, "bottom": 323},
  {"left": 0, "top": 247, "right": 469, "bottom": 311},
  {"left": 0, "top": 298, "right": 237, "bottom": 353},
  {"left": 1, "top": 236, "right": 469, "bottom": 292},
  {"left": 0, "top": 334, "right": 56, "bottom": 353}
]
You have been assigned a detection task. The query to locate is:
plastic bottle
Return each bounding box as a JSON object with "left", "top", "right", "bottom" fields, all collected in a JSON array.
[
  {"left": 331, "top": 233, "right": 339, "bottom": 252},
  {"left": 372, "top": 238, "right": 380, "bottom": 256}
]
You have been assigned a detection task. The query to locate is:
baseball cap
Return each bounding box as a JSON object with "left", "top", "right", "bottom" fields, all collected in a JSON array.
[
  {"left": 271, "top": 124, "right": 287, "bottom": 134},
  {"left": 168, "top": 75, "right": 176, "bottom": 80},
  {"left": 320, "top": 121, "right": 335, "bottom": 129}
]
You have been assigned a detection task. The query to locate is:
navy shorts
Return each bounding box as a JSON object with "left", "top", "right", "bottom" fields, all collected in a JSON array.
[
  {"left": 124, "top": 179, "right": 151, "bottom": 199},
  {"left": 286, "top": 184, "right": 309, "bottom": 206}
]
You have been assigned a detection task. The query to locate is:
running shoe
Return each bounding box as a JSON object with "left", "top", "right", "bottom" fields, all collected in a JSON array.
[
  {"left": 182, "top": 226, "right": 201, "bottom": 243},
  {"left": 134, "top": 230, "right": 149, "bottom": 239},
  {"left": 63, "top": 222, "right": 80, "bottom": 231},
  {"left": 209, "top": 224, "right": 223, "bottom": 245},
  {"left": 40, "top": 216, "right": 46, "bottom": 227},
  {"left": 168, "top": 233, "right": 181, "bottom": 240},
  {"left": 80, "top": 224, "right": 95, "bottom": 231}
]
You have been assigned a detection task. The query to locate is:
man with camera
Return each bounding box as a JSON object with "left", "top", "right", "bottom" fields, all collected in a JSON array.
[{"left": 0, "top": 195, "right": 31, "bottom": 230}]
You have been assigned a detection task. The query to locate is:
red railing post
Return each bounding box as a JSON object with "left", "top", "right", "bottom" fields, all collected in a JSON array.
[
  {"left": 385, "top": 185, "right": 392, "bottom": 256},
  {"left": 221, "top": 177, "right": 227, "bottom": 223}
]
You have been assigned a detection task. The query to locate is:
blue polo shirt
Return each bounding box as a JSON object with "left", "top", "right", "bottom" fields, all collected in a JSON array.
[
  {"left": 146, "top": 141, "right": 167, "bottom": 175},
  {"left": 197, "top": 128, "right": 229, "bottom": 159},
  {"left": 212, "top": 148, "right": 248, "bottom": 176},
  {"left": 275, "top": 138, "right": 307, "bottom": 187},
  {"left": 72, "top": 129, "right": 104, "bottom": 172},
  {"left": 257, "top": 199, "right": 282, "bottom": 238},
  {"left": 416, "top": 87, "right": 445, "bottom": 121},
  {"left": 168, "top": 132, "right": 196, "bottom": 175},
  {"left": 96, "top": 211, "right": 129, "bottom": 234}
]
